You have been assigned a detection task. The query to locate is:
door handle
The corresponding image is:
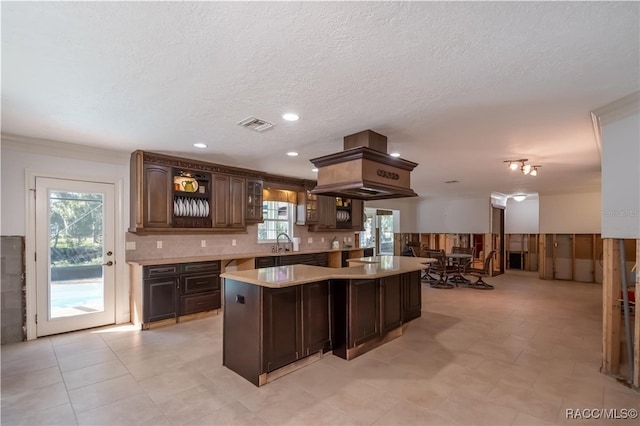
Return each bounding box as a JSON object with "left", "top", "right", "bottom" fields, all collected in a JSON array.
[
  {"left": 103, "top": 261, "right": 114, "bottom": 266},
  {"left": 106, "top": 251, "right": 113, "bottom": 256}
]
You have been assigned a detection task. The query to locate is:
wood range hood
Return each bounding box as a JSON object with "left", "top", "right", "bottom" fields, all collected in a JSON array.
[{"left": 309, "top": 130, "right": 418, "bottom": 200}]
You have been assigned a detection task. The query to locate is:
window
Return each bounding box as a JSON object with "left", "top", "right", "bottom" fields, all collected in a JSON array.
[{"left": 258, "top": 201, "right": 294, "bottom": 242}]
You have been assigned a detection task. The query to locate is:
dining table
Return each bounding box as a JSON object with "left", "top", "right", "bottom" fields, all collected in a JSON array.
[{"left": 446, "top": 253, "right": 472, "bottom": 284}]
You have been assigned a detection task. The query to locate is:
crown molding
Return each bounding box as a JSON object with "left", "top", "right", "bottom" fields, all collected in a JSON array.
[
  {"left": 592, "top": 91, "right": 640, "bottom": 126},
  {"left": 1, "top": 133, "right": 130, "bottom": 165},
  {"left": 591, "top": 91, "right": 639, "bottom": 159}
]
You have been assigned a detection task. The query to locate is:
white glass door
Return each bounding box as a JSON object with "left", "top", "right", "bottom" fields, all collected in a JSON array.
[{"left": 35, "top": 177, "right": 116, "bottom": 336}]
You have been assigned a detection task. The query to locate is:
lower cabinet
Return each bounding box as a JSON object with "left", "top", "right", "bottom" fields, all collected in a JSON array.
[
  {"left": 263, "top": 286, "right": 302, "bottom": 372},
  {"left": 144, "top": 276, "right": 179, "bottom": 323},
  {"left": 381, "top": 274, "right": 403, "bottom": 333},
  {"left": 277, "top": 253, "right": 329, "bottom": 267},
  {"left": 349, "top": 279, "right": 380, "bottom": 347},
  {"left": 332, "top": 273, "right": 421, "bottom": 360},
  {"left": 142, "top": 261, "right": 221, "bottom": 327},
  {"left": 402, "top": 271, "right": 422, "bottom": 322},
  {"left": 302, "top": 281, "right": 332, "bottom": 355},
  {"left": 263, "top": 281, "right": 331, "bottom": 373},
  {"left": 223, "top": 279, "right": 331, "bottom": 385}
]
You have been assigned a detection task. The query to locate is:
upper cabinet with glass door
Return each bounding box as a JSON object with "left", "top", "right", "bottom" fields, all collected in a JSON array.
[{"left": 246, "top": 179, "right": 264, "bottom": 223}]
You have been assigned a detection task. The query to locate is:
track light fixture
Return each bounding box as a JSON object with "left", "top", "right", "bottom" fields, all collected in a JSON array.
[{"left": 504, "top": 159, "right": 541, "bottom": 176}]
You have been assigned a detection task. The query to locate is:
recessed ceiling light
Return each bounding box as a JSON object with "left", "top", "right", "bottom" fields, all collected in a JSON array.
[
  {"left": 311, "top": 168, "right": 318, "bottom": 172},
  {"left": 282, "top": 113, "right": 300, "bottom": 122},
  {"left": 193, "top": 143, "right": 208, "bottom": 149},
  {"left": 286, "top": 151, "right": 299, "bottom": 157},
  {"left": 390, "top": 152, "right": 401, "bottom": 157}
]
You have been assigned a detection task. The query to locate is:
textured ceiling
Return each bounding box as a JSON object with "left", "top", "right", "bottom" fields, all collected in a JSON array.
[{"left": 2, "top": 1, "right": 639, "bottom": 198}]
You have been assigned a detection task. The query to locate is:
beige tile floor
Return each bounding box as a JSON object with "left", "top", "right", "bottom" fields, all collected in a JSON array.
[{"left": 2, "top": 271, "right": 639, "bottom": 425}]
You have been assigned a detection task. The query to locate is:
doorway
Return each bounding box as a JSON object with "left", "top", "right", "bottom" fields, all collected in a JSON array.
[
  {"left": 359, "top": 209, "right": 395, "bottom": 255},
  {"left": 35, "top": 177, "right": 116, "bottom": 336}
]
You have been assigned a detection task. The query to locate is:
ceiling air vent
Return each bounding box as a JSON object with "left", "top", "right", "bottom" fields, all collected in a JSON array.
[{"left": 237, "top": 116, "right": 275, "bottom": 132}]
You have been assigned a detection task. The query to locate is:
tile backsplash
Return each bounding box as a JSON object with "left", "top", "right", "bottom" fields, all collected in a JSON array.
[{"left": 125, "top": 224, "right": 359, "bottom": 261}]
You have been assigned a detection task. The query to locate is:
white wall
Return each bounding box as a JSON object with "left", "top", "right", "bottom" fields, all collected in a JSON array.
[
  {"left": 414, "top": 196, "right": 491, "bottom": 233},
  {"left": 506, "top": 197, "right": 540, "bottom": 234},
  {"left": 539, "top": 191, "right": 601, "bottom": 234},
  {"left": 1, "top": 138, "right": 130, "bottom": 235},
  {"left": 601, "top": 111, "right": 640, "bottom": 238}
]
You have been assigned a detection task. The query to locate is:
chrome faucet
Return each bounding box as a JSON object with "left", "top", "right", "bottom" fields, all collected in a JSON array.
[{"left": 276, "top": 232, "right": 292, "bottom": 253}]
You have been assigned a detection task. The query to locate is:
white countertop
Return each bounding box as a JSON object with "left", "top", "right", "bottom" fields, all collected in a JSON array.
[
  {"left": 127, "top": 247, "right": 372, "bottom": 266},
  {"left": 220, "top": 256, "right": 431, "bottom": 288}
]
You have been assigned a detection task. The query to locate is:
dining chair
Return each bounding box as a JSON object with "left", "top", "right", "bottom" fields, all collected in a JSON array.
[
  {"left": 425, "top": 249, "right": 455, "bottom": 289},
  {"left": 468, "top": 250, "right": 497, "bottom": 290}
]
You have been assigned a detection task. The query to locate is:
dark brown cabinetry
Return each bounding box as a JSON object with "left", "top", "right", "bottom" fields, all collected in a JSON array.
[
  {"left": 351, "top": 199, "right": 364, "bottom": 231},
  {"left": 246, "top": 179, "right": 264, "bottom": 223},
  {"left": 302, "top": 281, "right": 332, "bottom": 355},
  {"left": 141, "top": 162, "right": 172, "bottom": 228},
  {"left": 257, "top": 253, "right": 329, "bottom": 268},
  {"left": 141, "top": 261, "right": 221, "bottom": 327},
  {"left": 263, "top": 286, "right": 302, "bottom": 372},
  {"left": 278, "top": 253, "right": 329, "bottom": 267},
  {"left": 331, "top": 272, "right": 420, "bottom": 361},
  {"left": 296, "top": 190, "right": 318, "bottom": 225},
  {"left": 255, "top": 256, "right": 277, "bottom": 268},
  {"left": 299, "top": 192, "right": 363, "bottom": 232},
  {"left": 349, "top": 279, "right": 380, "bottom": 347},
  {"left": 212, "top": 174, "right": 246, "bottom": 229},
  {"left": 142, "top": 265, "right": 179, "bottom": 323},
  {"left": 179, "top": 261, "right": 221, "bottom": 316},
  {"left": 224, "top": 279, "right": 331, "bottom": 385},
  {"left": 381, "top": 274, "right": 403, "bottom": 333},
  {"left": 401, "top": 271, "right": 422, "bottom": 322},
  {"left": 318, "top": 195, "right": 337, "bottom": 230}
]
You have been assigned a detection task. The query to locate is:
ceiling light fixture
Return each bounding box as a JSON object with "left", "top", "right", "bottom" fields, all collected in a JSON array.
[
  {"left": 286, "top": 151, "right": 299, "bottom": 157},
  {"left": 311, "top": 168, "right": 318, "bottom": 172},
  {"left": 504, "top": 159, "right": 540, "bottom": 176},
  {"left": 282, "top": 113, "right": 300, "bottom": 121},
  {"left": 193, "top": 143, "right": 208, "bottom": 149},
  {"left": 389, "top": 152, "right": 401, "bottom": 157},
  {"left": 512, "top": 194, "right": 527, "bottom": 202}
]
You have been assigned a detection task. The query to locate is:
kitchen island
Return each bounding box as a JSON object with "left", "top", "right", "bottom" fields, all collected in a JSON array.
[{"left": 220, "top": 256, "right": 434, "bottom": 386}]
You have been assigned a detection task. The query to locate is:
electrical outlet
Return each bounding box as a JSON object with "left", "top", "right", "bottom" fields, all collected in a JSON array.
[
  {"left": 156, "top": 241, "right": 162, "bottom": 249},
  {"left": 321, "top": 237, "right": 324, "bottom": 243},
  {"left": 307, "top": 237, "right": 313, "bottom": 244},
  {"left": 125, "top": 242, "right": 136, "bottom": 250},
  {"left": 201, "top": 240, "right": 206, "bottom": 248},
  {"left": 232, "top": 239, "right": 237, "bottom": 246}
]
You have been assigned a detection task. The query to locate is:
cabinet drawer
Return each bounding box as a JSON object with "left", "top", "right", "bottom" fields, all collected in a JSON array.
[
  {"left": 182, "top": 273, "right": 220, "bottom": 294},
  {"left": 314, "top": 252, "right": 329, "bottom": 267},
  {"left": 256, "top": 256, "right": 277, "bottom": 268},
  {"left": 143, "top": 264, "right": 179, "bottom": 278},
  {"left": 181, "top": 292, "right": 221, "bottom": 315},
  {"left": 180, "top": 261, "right": 220, "bottom": 274}
]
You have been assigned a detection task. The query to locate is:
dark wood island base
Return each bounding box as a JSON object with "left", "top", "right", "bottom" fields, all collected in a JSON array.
[{"left": 221, "top": 258, "right": 429, "bottom": 386}]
